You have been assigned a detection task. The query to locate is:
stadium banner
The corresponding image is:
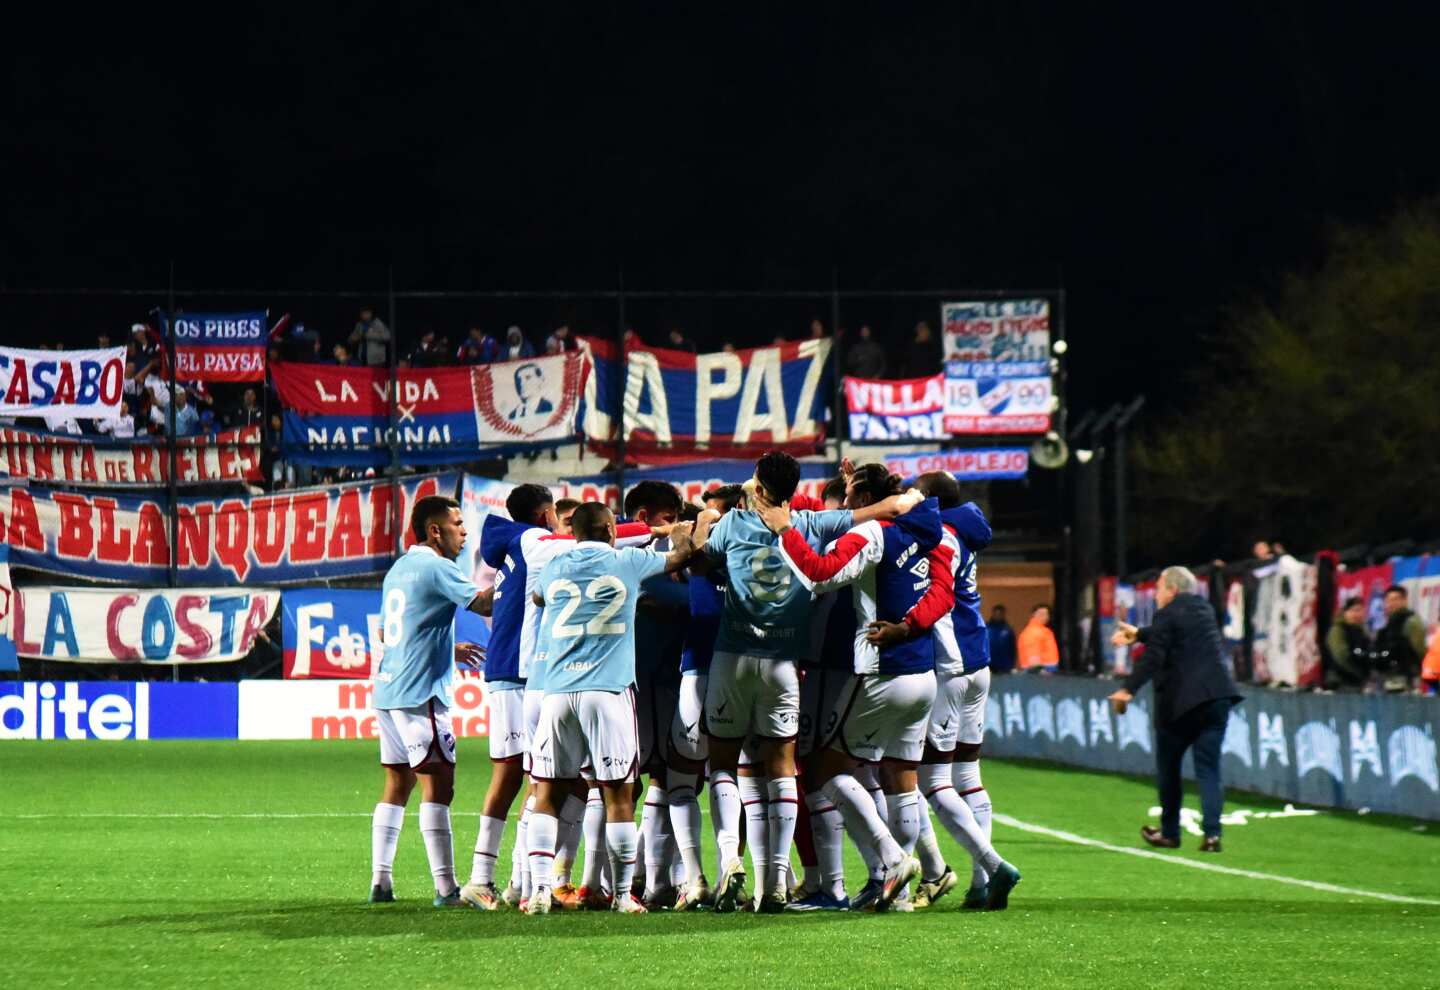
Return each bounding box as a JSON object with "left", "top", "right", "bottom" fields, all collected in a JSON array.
[
  {"left": 0, "top": 346, "right": 127, "bottom": 420},
  {"left": 0, "top": 425, "right": 263, "bottom": 486},
  {"left": 878, "top": 447, "right": 1030, "bottom": 481},
  {"left": 844, "top": 374, "right": 946, "bottom": 441},
  {"left": 237, "top": 675, "right": 491, "bottom": 740},
  {"left": 981, "top": 675, "right": 1440, "bottom": 820},
  {"left": 0, "top": 681, "right": 239, "bottom": 740},
  {"left": 553, "top": 460, "right": 836, "bottom": 512},
  {"left": 580, "top": 337, "right": 832, "bottom": 460},
  {"left": 0, "top": 472, "right": 457, "bottom": 585},
  {"left": 941, "top": 298, "right": 1051, "bottom": 362},
  {"left": 456, "top": 475, "right": 512, "bottom": 647},
  {"left": 167, "top": 312, "right": 267, "bottom": 382},
  {"left": 1334, "top": 561, "right": 1395, "bottom": 635},
  {"left": 943, "top": 360, "right": 1052, "bottom": 434},
  {"left": 1393, "top": 554, "right": 1440, "bottom": 636},
  {"left": 282, "top": 589, "right": 382, "bottom": 679},
  {"left": 0, "top": 547, "right": 16, "bottom": 672},
  {"left": 7, "top": 585, "right": 278, "bottom": 664},
  {"left": 271, "top": 353, "right": 586, "bottom": 466}
]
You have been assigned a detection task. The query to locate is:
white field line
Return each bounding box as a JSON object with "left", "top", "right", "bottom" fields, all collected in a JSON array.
[{"left": 996, "top": 813, "right": 1440, "bottom": 907}]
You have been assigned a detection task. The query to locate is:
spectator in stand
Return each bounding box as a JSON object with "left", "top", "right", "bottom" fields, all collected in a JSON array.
[
  {"left": 458, "top": 327, "right": 501, "bottom": 364},
  {"left": 96, "top": 403, "right": 136, "bottom": 439},
  {"left": 349, "top": 307, "right": 391, "bottom": 367},
  {"left": 721, "top": 341, "right": 737, "bottom": 353},
  {"left": 845, "top": 323, "right": 887, "bottom": 379},
  {"left": 184, "top": 380, "right": 216, "bottom": 414},
  {"left": 170, "top": 387, "right": 200, "bottom": 436},
  {"left": 96, "top": 332, "right": 112, "bottom": 349},
  {"left": 231, "top": 387, "right": 265, "bottom": 429},
  {"left": 771, "top": 334, "right": 787, "bottom": 346},
  {"left": 1017, "top": 603, "right": 1060, "bottom": 673},
  {"left": 987, "top": 604, "right": 1017, "bottom": 675},
  {"left": 329, "top": 342, "right": 358, "bottom": 366},
  {"left": 1324, "top": 597, "right": 1371, "bottom": 691},
  {"left": 667, "top": 328, "right": 697, "bottom": 353},
  {"left": 897, "top": 320, "right": 942, "bottom": 378},
  {"left": 808, "top": 319, "right": 826, "bottom": 340},
  {"left": 131, "top": 323, "right": 160, "bottom": 380},
  {"left": 409, "top": 330, "right": 444, "bottom": 368},
  {"left": 1251, "top": 540, "right": 1274, "bottom": 561},
  {"left": 546, "top": 324, "right": 576, "bottom": 353},
  {"left": 1422, "top": 629, "right": 1440, "bottom": 695},
  {"left": 503, "top": 326, "right": 535, "bottom": 361},
  {"left": 1372, "top": 585, "right": 1427, "bottom": 693}
]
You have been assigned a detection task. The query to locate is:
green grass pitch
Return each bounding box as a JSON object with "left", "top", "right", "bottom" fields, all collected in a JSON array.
[{"left": 2, "top": 740, "right": 1436, "bottom": 989}]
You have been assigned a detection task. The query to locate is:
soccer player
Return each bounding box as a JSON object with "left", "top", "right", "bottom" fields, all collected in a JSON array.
[
  {"left": 699, "top": 452, "right": 908, "bottom": 912},
  {"left": 522, "top": 504, "right": 697, "bottom": 914},
  {"left": 756, "top": 464, "right": 939, "bottom": 913},
  {"left": 554, "top": 498, "right": 580, "bottom": 535},
  {"left": 369, "top": 495, "right": 488, "bottom": 906},
  {"left": 867, "top": 472, "right": 1021, "bottom": 910}
]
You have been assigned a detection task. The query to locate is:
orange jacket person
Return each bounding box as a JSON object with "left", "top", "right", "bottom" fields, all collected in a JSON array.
[{"left": 1016, "top": 604, "right": 1060, "bottom": 673}]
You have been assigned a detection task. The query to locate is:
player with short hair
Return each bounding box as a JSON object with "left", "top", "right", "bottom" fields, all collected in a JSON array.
[
  {"left": 554, "top": 498, "right": 581, "bottom": 535},
  {"left": 369, "top": 495, "right": 487, "bottom": 906},
  {"left": 522, "top": 504, "right": 697, "bottom": 914}
]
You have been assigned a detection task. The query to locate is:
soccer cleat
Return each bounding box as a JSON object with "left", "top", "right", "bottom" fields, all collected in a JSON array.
[
  {"left": 713, "top": 858, "right": 748, "bottom": 913},
  {"left": 575, "top": 885, "right": 613, "bottom": 911},
  {"left": 962, "top": 884, "right": 988, "bottom": 910},
  {"left": 757, "top": 887, "right": 787, "bottom": 914},
  {"left": 789, "top": 878, "right": 818, "bottom": 902},
  {"left": 643, "top": 886, "right": 678, "bottom": 911},
  {"left": 552, "top": 883, "right": 583, "bottom": 910},
  {"left": 459, "top": 881, "right": 503, "bottom": 911},
  {"left": 850, "top": 878, "right": 884, "bottom": 912},
  {"left": 886, "top": 895, "right": 914, "bottom": 913},
  {"left": 985, "top": 862, "right": 1021, "bottom": 911},
  {"left": 785, "top": 890, "right": 850, "bottom": 912},
  {"left": 525, "top": 886, "right": 553, "bottom": 915},
  {"left": 674, "top": 876, "right": 712, "bottom": 912},
  {"left": 878, "top": 856, "right": 920, "bottom": 912},
  {"left": 913, "top": 866, "right": 959, "bottom": 908},
  {"left": 501, "top": 882, "right": 524, "bottom": 908},
  {"left": 612, "top": 894, "right": 648, "bottom": 914},
  {"left": 368, "top": 884, "right": 395, "bottom": 903},
  {"left": 433, "top": 888, "right": 463, "bottom": 907}
]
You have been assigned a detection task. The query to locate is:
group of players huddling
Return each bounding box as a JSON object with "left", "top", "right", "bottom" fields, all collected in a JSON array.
[{"left": 367, "top": 450, "right": 1020, "bottom": 916}]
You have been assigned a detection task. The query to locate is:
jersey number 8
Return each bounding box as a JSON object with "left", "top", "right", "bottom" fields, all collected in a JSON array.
[
  {"left": 548, "top": 576, "right": 629, "bottom": 638},
  {"left": 382, "top": 589, "right": 406, "bottom": 646}
]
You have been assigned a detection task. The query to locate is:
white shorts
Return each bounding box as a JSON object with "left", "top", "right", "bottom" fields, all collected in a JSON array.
[
  {"left": 487, "top": 687, "right": 528, "bottom": 762},
  {"left": 798, "top": 666, "right": 849, "bottom": 759},
  {"left": 530, "top": 690, "right": 638, "bottom": 783},
  {"left": 521, "top": 688, "right": 544, "bottom": 772},
  {"left": 928, "top": 667, "right": 991, "bottom": 752},
  {"left": 668, "top": 673, "right": 708, "bottom": 763},
  {"left": 832, "top": 671, "right": 937, "bottom": 765},
  {"left": 705, "top": 651, "right": 800, "bottom": 741},
  {"left": 376, "top": 700, "right": 456, "bottom": 769},
  {"left": 635, "top": 672, "right": 679, "bottom": 772}
]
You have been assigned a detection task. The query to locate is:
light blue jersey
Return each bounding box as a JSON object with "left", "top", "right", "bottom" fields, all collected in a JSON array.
[
  {"left": 535, "top": 543, "right": 668, "bottom": 694},
  {"left": 373, "top": 545, "right": 481, "bottom": 709},
  {"left": 529, "top": 590, "right": 554, "bottom": 693},
  {"left": 704, "top": 507, "right": 854, "bottom": 658}
]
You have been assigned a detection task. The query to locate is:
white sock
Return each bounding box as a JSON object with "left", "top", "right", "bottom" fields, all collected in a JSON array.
[
  {"left": 514, "top": 796, "right": 534, "bottom": 897},
  {"left": 555, "top": 794, "right": 585, "bottom": 885},
  {"left": 371, "top": 802, "right": 405, "bottom": 890},
  {"left": 641, "top": 783, "right": 670, "bottom": 893},
  {"left": 914, "top": 795, "right": 947, "bottom": 882},
  {"left": 954, "top": 761, "right": 994, "bottom": 885},
  {"left": 581, "top": 789, "right": 606, "bottom": 890},
  {"left": 527, "top": 812, "right": 559, "bottom": 893},
  {"left": 821, "top": 774, "right": 902, "bottom": 869},
  {"left": 418, "top": 802, "right": 455, "bottom": 895},
  {"left": 886, "top": 790, "right": 921, "bottom": 858},
  {"left": 766, "top": 777, "right": 799, "bottom": 895},
  {"left": 738, "top": 774, "right": 770, "bottom": 885},
  {"left": 710, "top": 770, "right": 742, "bottom": 865},
  {"left": 469, "top": 814, "right": 506, "bottom": 886},
  {"left": 804, "top": 790, "right": 846, "bottom": 899},
  {"left": 853, "top": 764, "right": 888, "bottom": 822},
  {"left": 606, "top": 820, "right": 640, "bottom": 902},
  {"left": 926, "top": 763, "right": 1001, "bottom": 876},
  {"left": 668, "top": 773, "right": 705, "bottom": 884}
]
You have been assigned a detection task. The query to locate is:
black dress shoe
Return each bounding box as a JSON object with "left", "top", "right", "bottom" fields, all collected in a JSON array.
[
  {"left": 1199, "top": 836, "right": 1222, "bottom": 853},
  {"left": 1140, "top": 826, "right": 1180, "bottom": 849}
]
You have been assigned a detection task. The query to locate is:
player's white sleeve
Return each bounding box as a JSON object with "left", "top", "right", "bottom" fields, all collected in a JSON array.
[{"left": 777, "top": 520, "right": 883, "bottom": 594}]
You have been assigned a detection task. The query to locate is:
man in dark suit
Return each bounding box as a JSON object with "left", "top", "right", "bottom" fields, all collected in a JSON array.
[{"left": 1108, "top": 566, "right": 1242, "bottom": 853}]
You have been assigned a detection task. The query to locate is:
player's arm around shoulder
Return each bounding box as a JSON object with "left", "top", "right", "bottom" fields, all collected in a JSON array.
[{"left": 776, "top": 519, "right": 884, "bottom": 592}]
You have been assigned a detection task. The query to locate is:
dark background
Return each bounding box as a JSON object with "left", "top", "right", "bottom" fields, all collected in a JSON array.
[{"left": 5, "top": 3, "right": 1439, "bottom": 418}]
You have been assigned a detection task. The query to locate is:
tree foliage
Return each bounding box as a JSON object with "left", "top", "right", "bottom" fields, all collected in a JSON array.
[{"left": 1132, "top": 199, "right": 1440, "bottom": 565}]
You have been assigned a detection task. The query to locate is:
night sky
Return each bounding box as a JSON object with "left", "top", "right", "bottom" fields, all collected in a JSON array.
[{"left": 5, "top": 4, "right": 1439, "bottom": 417}]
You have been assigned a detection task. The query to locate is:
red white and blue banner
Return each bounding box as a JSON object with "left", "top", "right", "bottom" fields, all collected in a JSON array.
[
  {"left": 878, "top": 447, "right": 1030, "bottom": 481},
  {"left": 282, "top": 589, "right": 383, "bottom": 680},
  {"left": 0, "top": 473, "right": 457, "bottom": 585},
  {"left": 0, "top": 425, "right": 262, "bottom": 487},
  {"left": 168, "top": 312, "right": 268, "bottom": 382},
  {"left": 0, "top": 547, "right": 16, "bottom": 672},
  {"left": 271, "top": 353, "right": 586, "bottom": 466},
  {"left": 941, "top": 298, "right": 1051, "bottom": 363},
  {"left": 844, "top": 374, "right": 947, "bottom": 441},
  {"left": 0, "top": 347, "right": 127, "bottom": 420},
  {"left": 553, "top": 460, "right": 835, "bottom": 512},
  {"left": 581, "top": 337, "right": 832, "bottom": 461},
  {"left": 943, "top": 360, "right": 1052, "bottom": 434},
  {"left": 6, "top": 584, "right": 279, "bottom": 664}
]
